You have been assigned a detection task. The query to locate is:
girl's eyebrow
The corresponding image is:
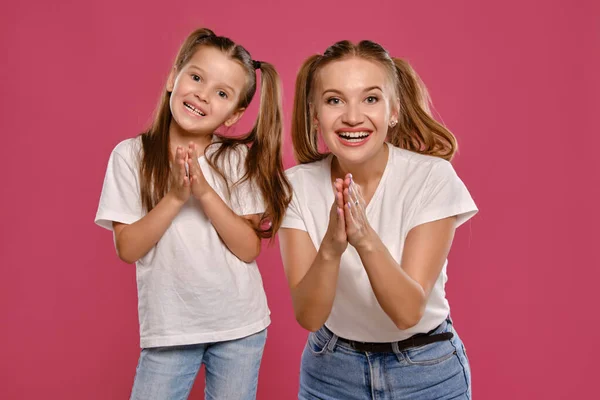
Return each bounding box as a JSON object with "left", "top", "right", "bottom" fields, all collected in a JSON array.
[
  {"left": 188, "top": 64, "right": 204, "bottom": 73},
  {"left": 322, "top": 89, "right": 344, "bottom": 96}
]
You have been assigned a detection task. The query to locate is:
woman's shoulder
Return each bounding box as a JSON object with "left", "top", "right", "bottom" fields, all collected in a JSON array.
[
  {"left": 285, "top": 156, "right": 330, "bottom": 184},
  {"left": 390, "top": 145, "right": 454, "bottom": 178},
  {"left": 390, "top": 145, "right": 448, "bottom": 167}
]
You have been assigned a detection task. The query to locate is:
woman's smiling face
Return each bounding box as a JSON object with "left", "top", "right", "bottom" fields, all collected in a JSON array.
[{"left": 312, "top": 56, "right": 399, "bottom": 165}]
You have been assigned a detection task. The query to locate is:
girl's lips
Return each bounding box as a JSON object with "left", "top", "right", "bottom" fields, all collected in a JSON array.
[{"left": 183, "top": 102, "right": 206, "bottom": 117}]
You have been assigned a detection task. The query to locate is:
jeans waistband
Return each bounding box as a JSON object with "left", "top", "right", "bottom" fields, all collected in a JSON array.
[{"left": 323, "top": 318, "right": 453, "bottom": 353}]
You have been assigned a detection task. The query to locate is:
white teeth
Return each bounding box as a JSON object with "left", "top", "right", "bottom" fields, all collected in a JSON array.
[
  {"left": 338, "top": 131, "right": 370, "bottom": 140},
  {"left": 343, "top": 137, "right": 367, "bottom": 143},
  {"left": 184, "top": 102, "right": 205, "bottom": 116}
]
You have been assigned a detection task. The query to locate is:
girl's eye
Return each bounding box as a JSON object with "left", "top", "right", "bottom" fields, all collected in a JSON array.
[
  {"left": 218, "top": 90, "right": 228, "bottom": 99},
  {"left": 192, "top": 74, "right": 201, "bottom": 82},
  {"left": 327, "top": 97, "right": 341, "bottom": 105},
  {"left": 365, "top": 96, "right": 378, "bottom": 104}
]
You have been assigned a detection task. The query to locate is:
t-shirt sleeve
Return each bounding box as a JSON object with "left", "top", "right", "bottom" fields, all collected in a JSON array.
[
  {"left": 223, "top": 145, "right": 266, "bottom": 216},
  {"left": 409, "top": 160, "right": 478, "bottom": 231},
  {"left": 231, "top": 174, "right": 265, "bottom": 216},
  {"left": 281, "top": 185, "right": 307, "bottom": 231},
  {"left": 94, "top": 143, "right": 144, "bottom": 231}
]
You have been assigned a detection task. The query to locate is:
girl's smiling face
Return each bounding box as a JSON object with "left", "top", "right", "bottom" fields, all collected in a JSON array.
[{"left": 167, "top": 45, "right": 248, "bottom": 136}]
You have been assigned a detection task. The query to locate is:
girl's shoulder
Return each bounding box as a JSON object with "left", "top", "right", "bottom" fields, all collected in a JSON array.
[
  {"left": 110, "top": 136, "right": 143, "bottom": 163},
  {"left": 204, "top": 140, "right": 254, "bottom": 186},
  {"left": 205, "top": 140, "right": 249, "bottom": 168}
]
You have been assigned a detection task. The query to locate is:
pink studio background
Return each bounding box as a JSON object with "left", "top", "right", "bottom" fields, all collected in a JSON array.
[{"left": 1, "top": 0, "right": 598, "bottom": 399}]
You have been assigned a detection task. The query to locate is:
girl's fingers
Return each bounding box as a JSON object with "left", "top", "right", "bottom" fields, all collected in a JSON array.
[
  {"left": 188, "top": 142, "right": 199, "bottom": 159},
  {"left": 186, "top": 155, "right": 201, "bottom": 181},
  {"left": 175, "top": 156, "right": 183, "bottom": 182},
  {"left": 176, "top": 147, "right": 189, "bottom": 185}
]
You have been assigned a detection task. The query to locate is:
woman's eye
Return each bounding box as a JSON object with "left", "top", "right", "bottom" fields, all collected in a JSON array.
[
  {"left": 365, "top": 96, "right": 378, "bottom": 104},
  {"left": 327, "top": 97, "right": 341, "bottom": 105},
  {"left": 191, "top": 74, "right": 201, "bottom": 82},
  {"left": 218, "top": 91, "right": 228, "bottom": 99}
]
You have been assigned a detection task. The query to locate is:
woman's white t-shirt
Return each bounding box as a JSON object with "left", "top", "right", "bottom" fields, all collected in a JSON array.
[
  {"left": 282, "top": 143, "right": 478, "bottom": 342},
  {"left": 95, "top": 137, "right": 270, "bottom": 348}
]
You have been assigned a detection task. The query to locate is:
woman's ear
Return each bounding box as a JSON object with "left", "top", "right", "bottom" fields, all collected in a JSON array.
[
  {"left": 309, "top": 103, "right": 319, "bottom": 129},
  {"left": 391, "top": 97, "right": 400, "bottom": 122}
]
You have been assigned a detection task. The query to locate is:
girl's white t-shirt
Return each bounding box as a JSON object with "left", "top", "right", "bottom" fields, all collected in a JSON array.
[
  {"left": 95, "top": 137, "right": 270, "bottom": 348},
  {"left": 282, "top": 143, "right": 478, "bottom": 342}
]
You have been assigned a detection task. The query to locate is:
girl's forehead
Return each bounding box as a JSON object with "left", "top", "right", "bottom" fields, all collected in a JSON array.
[{"left": 186, "top": 46, "right": 247, "bottom": 90}]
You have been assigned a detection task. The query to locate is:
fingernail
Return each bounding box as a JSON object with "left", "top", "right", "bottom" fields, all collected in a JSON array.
[{"left": 347, "top": 201, "right": 351, "bottom": 209}]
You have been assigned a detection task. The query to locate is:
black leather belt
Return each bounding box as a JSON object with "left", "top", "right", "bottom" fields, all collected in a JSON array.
[{"left": 324, "top": 324, "right": 454, "bottom": 353}]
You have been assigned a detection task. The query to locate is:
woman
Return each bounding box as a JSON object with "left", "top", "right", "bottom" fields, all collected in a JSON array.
[{"left": 279, "top": 39, "right": 477, "bottom": 399}]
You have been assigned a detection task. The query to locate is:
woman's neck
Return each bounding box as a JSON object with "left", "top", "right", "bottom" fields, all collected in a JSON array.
[{"left": 331, "top": 143, "right": 389, "bottom": 188}]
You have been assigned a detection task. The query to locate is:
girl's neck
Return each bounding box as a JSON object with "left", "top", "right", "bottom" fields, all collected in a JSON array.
[
  {"left": 168, "top": 121, "right": 213, "bottom": 158},
  {"left": 331, "top": 143, "right": 389, "bottom": 187}
]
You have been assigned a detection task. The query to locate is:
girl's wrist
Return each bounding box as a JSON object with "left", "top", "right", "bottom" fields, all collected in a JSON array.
[
  {"left": 194, "top": 184, "right": 215, "bottom": 203},
  {"left": 165, "top": 190, "right": 187, "bottom": 208}
]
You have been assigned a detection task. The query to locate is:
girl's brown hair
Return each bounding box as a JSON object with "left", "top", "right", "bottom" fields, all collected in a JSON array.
[
  {"left": 292, "top": 40, "right": 457, "bottom": 164},
  {"left": 139, "top": 28, "right": 291, "bottom": 238}
]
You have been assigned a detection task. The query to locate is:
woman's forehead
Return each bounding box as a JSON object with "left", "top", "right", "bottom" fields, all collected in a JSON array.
[{"left": 315, "top": 57, "right": 392, "bottom": 94}]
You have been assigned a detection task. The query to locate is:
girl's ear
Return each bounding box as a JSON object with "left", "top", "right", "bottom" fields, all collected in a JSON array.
[
  {"left": 166, "top": 66, "right": 177, "bottom": 93},
  {"left": 224, "top": 108, "right": 246, "bottom": 127}
]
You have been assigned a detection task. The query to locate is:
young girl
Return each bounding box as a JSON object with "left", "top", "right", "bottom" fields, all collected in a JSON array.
[
  {"left": 95, "top": 28, "right": 291, "bottom": 400},
  {"left": 280, "top": 40, "right": 478, "bottom": 399}
]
